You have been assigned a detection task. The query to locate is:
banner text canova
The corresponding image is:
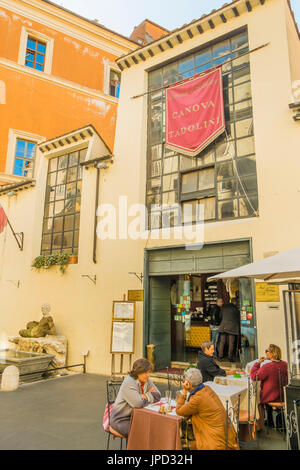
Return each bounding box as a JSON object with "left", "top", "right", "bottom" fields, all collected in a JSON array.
[{"left": 165, "top": 67, "right": 225, "bottom": 157}]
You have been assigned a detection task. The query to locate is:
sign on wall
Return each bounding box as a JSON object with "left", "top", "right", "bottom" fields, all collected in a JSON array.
[
  {"left": 128, "top": 290, "right": 144, "bottom": 302},
  {"left": 165, "top": 67, "right": 225, "bottom": 157},
  {"left": 255, "top": 283, "right": 280, "bottom": 302}
]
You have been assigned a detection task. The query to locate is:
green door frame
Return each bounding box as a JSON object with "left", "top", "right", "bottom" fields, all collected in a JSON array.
[{"left": 143, "top": 237, "right": 257, "bottom": 358}]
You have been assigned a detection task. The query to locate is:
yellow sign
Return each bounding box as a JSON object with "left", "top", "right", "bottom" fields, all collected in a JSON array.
[
  {"left": 128, "top": 290, "right": 144, "bottom": 302},
  {"left": 255, "top": 283, "right": 280, "bottom": 302}
]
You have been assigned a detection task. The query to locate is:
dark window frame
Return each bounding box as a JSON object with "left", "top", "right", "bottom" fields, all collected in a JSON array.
[
  {"left": 146, "top": 28, "right": 258, "bottom": 228},
  {"left": 40, "top": 148, "right": 87, "bottom": 256}
]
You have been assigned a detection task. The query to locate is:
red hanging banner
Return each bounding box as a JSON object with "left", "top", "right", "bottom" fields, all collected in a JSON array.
[
  {"left": 165, "top": 67, "right": 225, "bottom": 157},
  {"left": 0, "top": 203, "right": 8, "bottom": 234}
]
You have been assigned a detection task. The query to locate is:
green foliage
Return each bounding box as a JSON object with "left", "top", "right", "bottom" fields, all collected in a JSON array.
[
  {"left": 184, "top": 364, "right": 197, "bottom": 373},
  {"left": 32, "top": 252, "right": 72, "bottom": 274}
]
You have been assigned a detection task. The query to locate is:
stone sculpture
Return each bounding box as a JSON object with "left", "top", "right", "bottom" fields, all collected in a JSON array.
[{"left": 19, "top": 303, "right": 56, "bottom": 338}]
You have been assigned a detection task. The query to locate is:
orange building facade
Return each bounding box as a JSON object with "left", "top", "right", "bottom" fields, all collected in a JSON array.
[{"left": 0, "top": 0, "right": 137, "bottom": 185}]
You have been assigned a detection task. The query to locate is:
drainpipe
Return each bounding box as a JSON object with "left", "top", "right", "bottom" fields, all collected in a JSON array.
[{"left": 93, "top": 162, "right": 107, "bottom": 264}]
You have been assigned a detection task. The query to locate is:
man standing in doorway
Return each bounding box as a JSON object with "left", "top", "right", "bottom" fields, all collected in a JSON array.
[
  {"left": 210, "top": 298, "right": 223, "bottom": 356},
  {"left": 218, "top": 298, "right": 240, "bottom": 362}
]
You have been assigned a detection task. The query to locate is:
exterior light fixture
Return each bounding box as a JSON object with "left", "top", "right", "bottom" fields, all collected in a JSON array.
[{"left": 7, "top": 191, "right": 16, "bottom": 197}]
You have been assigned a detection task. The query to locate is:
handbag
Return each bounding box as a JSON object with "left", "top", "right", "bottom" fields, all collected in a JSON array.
[{"left": 103, "top": 403, "right": 114, "bottom": 432}]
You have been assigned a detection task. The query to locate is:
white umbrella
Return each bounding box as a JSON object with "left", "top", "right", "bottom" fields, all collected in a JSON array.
[{"left": 208, "top": 246, "right": 300, "bottom": 282}]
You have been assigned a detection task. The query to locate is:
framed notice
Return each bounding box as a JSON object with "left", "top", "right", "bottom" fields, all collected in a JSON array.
[
  {"left": 112, "top": 301, "right": 135, "bottom": 320},
  {"left": 128, "top": 290, "right": 144, "bottom": 302},
  {"left": 111, "top": 321, "right": 135, "bottom": 354},
  {"left": 255, "top": 283, "right": 280, "bottom": 302}
]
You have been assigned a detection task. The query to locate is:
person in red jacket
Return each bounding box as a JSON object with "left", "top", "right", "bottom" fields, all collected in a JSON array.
[{"left": 250, "top": 344, "right": 288, "bottom": 430}]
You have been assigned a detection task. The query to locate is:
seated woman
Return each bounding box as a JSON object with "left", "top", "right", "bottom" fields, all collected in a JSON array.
[
  {"left": 250, "top": 344, "right": 288, "bottom": 430},
  {"left": 176, "top": 368, "right": 238, "bottom": 450},
  {"left": 110, "top": 358, "right": 161, "bottom": 438}
]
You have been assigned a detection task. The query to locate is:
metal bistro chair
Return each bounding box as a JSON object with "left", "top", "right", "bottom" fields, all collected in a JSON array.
[
  {"left": 105, "top": 379, "right": 126, "bottom": 450},
  {"left": 225, "top": 394, "right": 241, "bottom": 450},
  {"left": 266, "top": 368, "right": 286, "bottom": 438},
  {"left": 286, "top": 398, "right": 300, "bottom": 450},
  {"left": 167, "top": 367, "right": 184, "bottom": 395},
  {"left": 239, "top": 376, "right": 258, "bottom": 441}
]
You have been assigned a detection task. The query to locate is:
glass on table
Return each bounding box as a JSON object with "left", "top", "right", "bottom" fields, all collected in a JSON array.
[{"left": 164, "top": 390, "right": 172, "bottom": 404}]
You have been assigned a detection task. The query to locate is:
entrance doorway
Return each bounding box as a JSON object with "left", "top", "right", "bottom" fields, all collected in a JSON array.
[{"left": 145, "top": 240, "right": 257, "bottom": 370}]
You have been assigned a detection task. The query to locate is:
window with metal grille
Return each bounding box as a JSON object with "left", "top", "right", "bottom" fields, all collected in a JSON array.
[
  {"left": 13, "top": 139, "right": 36, "bottom": 177},
  {"left": 146, "top": 29, "right": 258, "bottom": 228},
  {"left": 41, "top": 148, "right": 87, "bottom": 256},
  {"left": 25, "top": 37, "right": 46, "bottom": 71}
]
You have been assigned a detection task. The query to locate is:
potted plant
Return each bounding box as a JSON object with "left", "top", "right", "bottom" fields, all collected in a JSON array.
[
  {"left": 68, "top": 254, "right": 78, "bottom": 264},
  {"left": 32, "top": 252, "right": 72, "bottom": 274}
]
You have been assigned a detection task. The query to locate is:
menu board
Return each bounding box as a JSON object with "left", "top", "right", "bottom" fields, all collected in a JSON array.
[
  {"left": 113, "top": 301, "right": 135, "bottom": 320},
  {"left": 111, "top": 321, "right": 135, "bottom": 353},
  {"left": 204, "top": 282, "right": 218, "bottom": 303}
]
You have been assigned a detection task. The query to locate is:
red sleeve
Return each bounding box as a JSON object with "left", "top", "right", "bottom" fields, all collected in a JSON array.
[{"left": 250, "top": 361, "right": 268, "bottom": 381}]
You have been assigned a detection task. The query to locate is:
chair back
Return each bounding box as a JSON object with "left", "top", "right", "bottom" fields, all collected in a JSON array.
[
  {"left": 247, "top": 375, "right": 258, "bottom": 421},
  {"left": 167, "top": 367, "right": 184, "bottom": 393},
  {"left": 106, "top": 380, "right": 123, "bottom": 426},
  {"left": 225, "top": 394, "right": 241, "bottom": 450},
  {"left": 294, "top": 399, "right": 300, "bottom": 450}
]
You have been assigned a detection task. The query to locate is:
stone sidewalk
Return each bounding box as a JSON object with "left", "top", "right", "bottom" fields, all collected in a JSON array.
[{"left": 0, "top": 374, "right": 286, "bottom": 450}]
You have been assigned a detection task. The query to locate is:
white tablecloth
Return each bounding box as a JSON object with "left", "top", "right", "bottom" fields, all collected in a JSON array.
[
  {"left": 205, "top": 381, "right": 247, "bottom": 430},
  {"left": 213, "top": 375, "right": 260, "bottom": 419}
]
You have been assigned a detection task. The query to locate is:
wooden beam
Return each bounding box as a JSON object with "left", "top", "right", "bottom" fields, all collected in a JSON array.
[
  {"left": 138, "top": 53, "right": 146, "bottom": 61},
  {"left": 197, "top": 24, "right": 204, "bottom": 34},
  {"left": 87, "top": 129, "right": 93, "bottom": 137},
  {"left": 132, "top": 56, "right": 139, "bottom": 64},
  {"left": 124, "top": 60, "right": 131, "bottom": 68},
  {"left": 232, "top": 7, "right": 239, "bottom": 16},
  {"left": 260, "top": 0, "right": 265, "bottom": 4},
  {"left": 117, "top": 63, "right": 124, "bottom": 71},
  {"left": 220, "top": 13, "right": 227, "bottom": 23},
  {"left": 79, "top": 133, "right": 85, "bottom": 140},
  {"left": 46, "top": 145, "right": 51, "bottom": 151},
  {"left": 246, "top": 1, "right": 252, "bottom": 12},
  {"left": 52, "top": 142, "right": 57, "bottom": 149},
  {"left": 58, "top": 140, "right": 64, "bottom": 147},
  {"left": 176, "top": 34, "right": 183, "bottom": 44},
  {"left": 65, "top": 138, "right": 71, "bottom": 144},
  {"left": 208, "top": 19, "right": 215, "bottom": 29},
  {"left": 166, "top": 40, "right": 173, "bottom": 49},
  {"left": 158, "top": 44, "right": 164, "bottom": 52},
  {"left": 72, "top": 136, "right": 78, "bottom": 142},
  {"left": 148, "top": 49, "right": 155, "bottom": 57},
  {"left": 187, "top": 29, "right": 193, "bottom": 38}
]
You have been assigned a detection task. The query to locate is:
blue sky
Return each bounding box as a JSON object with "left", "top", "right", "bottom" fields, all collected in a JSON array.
[{"left": 54, "top": 0, "right": 300, "bottom": 37}]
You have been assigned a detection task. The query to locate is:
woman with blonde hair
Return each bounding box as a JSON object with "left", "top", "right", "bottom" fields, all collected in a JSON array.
[{"left": 250, "top": 344, "right": 288, "bottom": 430}]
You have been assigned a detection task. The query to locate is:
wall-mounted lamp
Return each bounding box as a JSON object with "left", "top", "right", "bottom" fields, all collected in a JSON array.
[
  {"left": 81, "top": 274, "right": 97, "bottom": 285},
  {"left": 289, "top": 102, "right": 300, "bottom": 122},
  {"left": 129, "top": 272, "right": 144, "bottom": 284},
  {"left": 7, "top": 191, "right": 16, "bottom": 197},
  {"left": 96, "top": 162, "right": 108, "bottom": 169}
]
